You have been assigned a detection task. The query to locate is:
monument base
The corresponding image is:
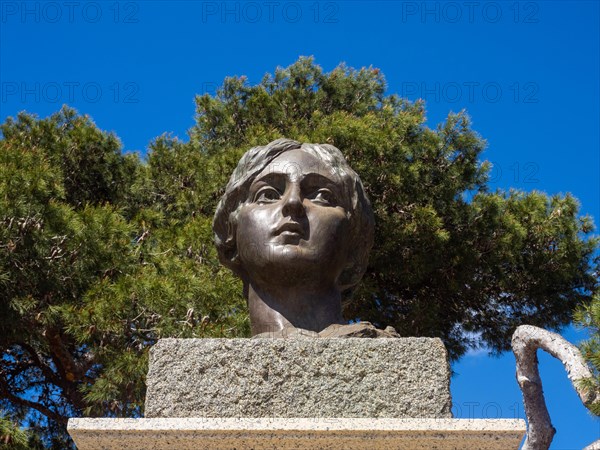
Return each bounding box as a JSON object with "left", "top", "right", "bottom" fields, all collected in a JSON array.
[
  {"left": 145, "top": 338, "right": 453, "bottom": 419},
  {"left": 68, "top": 417, "right": 526, "bottom": 449}
]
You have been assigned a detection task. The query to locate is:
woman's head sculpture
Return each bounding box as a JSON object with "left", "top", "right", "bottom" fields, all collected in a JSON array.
[{"left": 213, "top": 138, "right": 374, "bottom": 335}]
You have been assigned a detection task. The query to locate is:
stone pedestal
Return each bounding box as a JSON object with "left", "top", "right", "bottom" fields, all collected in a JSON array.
[
  {"left": 67, "top": 338, "right": 526, "bottom": 449},
  {"left": 145, "top": 338, "right": 452, "bottom": 418},
  {"left": 68, "top": 417, "right": 526, "bottom": 449}
]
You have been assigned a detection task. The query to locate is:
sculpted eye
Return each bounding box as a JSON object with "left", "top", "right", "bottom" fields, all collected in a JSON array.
[
  {"left": 310, "top": 189, "right": 336, "bottom": 205},
  {"left": 254, "top": 187, "right": 280, "bottom": 203}
]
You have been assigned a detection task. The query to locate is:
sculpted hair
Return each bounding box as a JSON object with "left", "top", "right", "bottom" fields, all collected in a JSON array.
[{"left": 212, "top": 138, "right": 374, "bottom": 293}]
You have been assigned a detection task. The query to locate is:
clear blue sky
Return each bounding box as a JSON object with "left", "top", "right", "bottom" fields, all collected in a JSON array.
[{"left": 1, "top": 1, "right": 599, "bottom": 448}]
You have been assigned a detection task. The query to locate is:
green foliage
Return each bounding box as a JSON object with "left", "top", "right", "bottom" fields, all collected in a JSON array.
[
  {"left": 0, "top": 108, "right": 138, "bottom": 209},
  {"left": 192, "top": 56, "right": 598, "bottom": 358},
  {"left": 1, "top": 413, "right": 29, "bottom": 450},
  {"left": 575, "top": 293, "right": 600, "bottom": 416},
  {"left": 0, "top": 107, "right": 248, "bottom": 447},
  {"left": 1, "top": 58, "right": 598, "bottom": 446}
]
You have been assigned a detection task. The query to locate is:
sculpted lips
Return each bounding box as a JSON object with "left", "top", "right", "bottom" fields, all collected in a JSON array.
[{"left": 274, "top": 221, "right": 305, "bottom": 239}]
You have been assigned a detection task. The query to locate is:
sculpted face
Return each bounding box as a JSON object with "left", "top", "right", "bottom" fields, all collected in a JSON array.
[
  {"left": 213, "top": 138, "right": 374, "bottom": 335},
  {"left": 236, "top": 149, "right": 351, "bottom": 288}
]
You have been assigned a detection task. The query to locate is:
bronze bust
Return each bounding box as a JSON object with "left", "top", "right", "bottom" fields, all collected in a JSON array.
[{"left": 213, "top": 138, "right": 378, "bottom": 337}]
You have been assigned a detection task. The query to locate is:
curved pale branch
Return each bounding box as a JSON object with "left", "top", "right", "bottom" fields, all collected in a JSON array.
[
  {"left": 512, "top": 325, "right": 598, "bottom": 450},
  {"left": 584, "top": 440, "right": 600, "bottom": 450}
]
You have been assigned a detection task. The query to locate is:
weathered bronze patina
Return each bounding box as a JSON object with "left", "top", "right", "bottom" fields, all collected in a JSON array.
[{"left": 213, "top": 138, "right": 376, "bottom": 336}]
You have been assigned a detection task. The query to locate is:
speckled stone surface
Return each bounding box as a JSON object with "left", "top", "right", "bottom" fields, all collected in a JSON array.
[
  {"left": 68, "top": 417, "right": 527, "bottom": 449},
  {"left": 145, "top": 338, "right": 452, "bottom": 418}
]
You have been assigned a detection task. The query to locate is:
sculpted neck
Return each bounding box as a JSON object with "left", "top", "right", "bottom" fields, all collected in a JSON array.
[{"left": 246, "top": 281, "right": 345, "bottom": 336}]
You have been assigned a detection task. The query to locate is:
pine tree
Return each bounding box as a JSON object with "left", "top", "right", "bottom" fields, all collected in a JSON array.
[
  {"left": 191, "top": 57, "right": 598, "bottom": 358},
  {"left": 575, "top": 293, "right": 600, "bottom": 415},
  {"left": 1, "top": 58, "right": 597, "bottom": 446},
  {"left": 0, "top": 108, "right": 248, "bottom": 447},
  {"left": 1, "top": 413, "right": 31, "bottom": 449}
]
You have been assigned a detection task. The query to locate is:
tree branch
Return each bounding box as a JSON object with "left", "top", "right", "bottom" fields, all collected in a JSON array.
[
  {"left": 512, "top": 324, "right": 598, "bottom": 450},
  {"left": 15, "top": 341, "right": 62, "bottom": 387},
  {"left": 44, "top": 327, "right": 94, "bottom": 384},
  {"left": 584, "top": 440, "right": 600, "bottom": 450},
  {"left": 0, "top": 375, "right": 68, "bottom": 425}
]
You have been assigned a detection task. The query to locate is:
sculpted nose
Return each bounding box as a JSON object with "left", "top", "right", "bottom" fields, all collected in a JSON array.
[{"left": 282, "top": 185, "right": 305, "bottom": 218}]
